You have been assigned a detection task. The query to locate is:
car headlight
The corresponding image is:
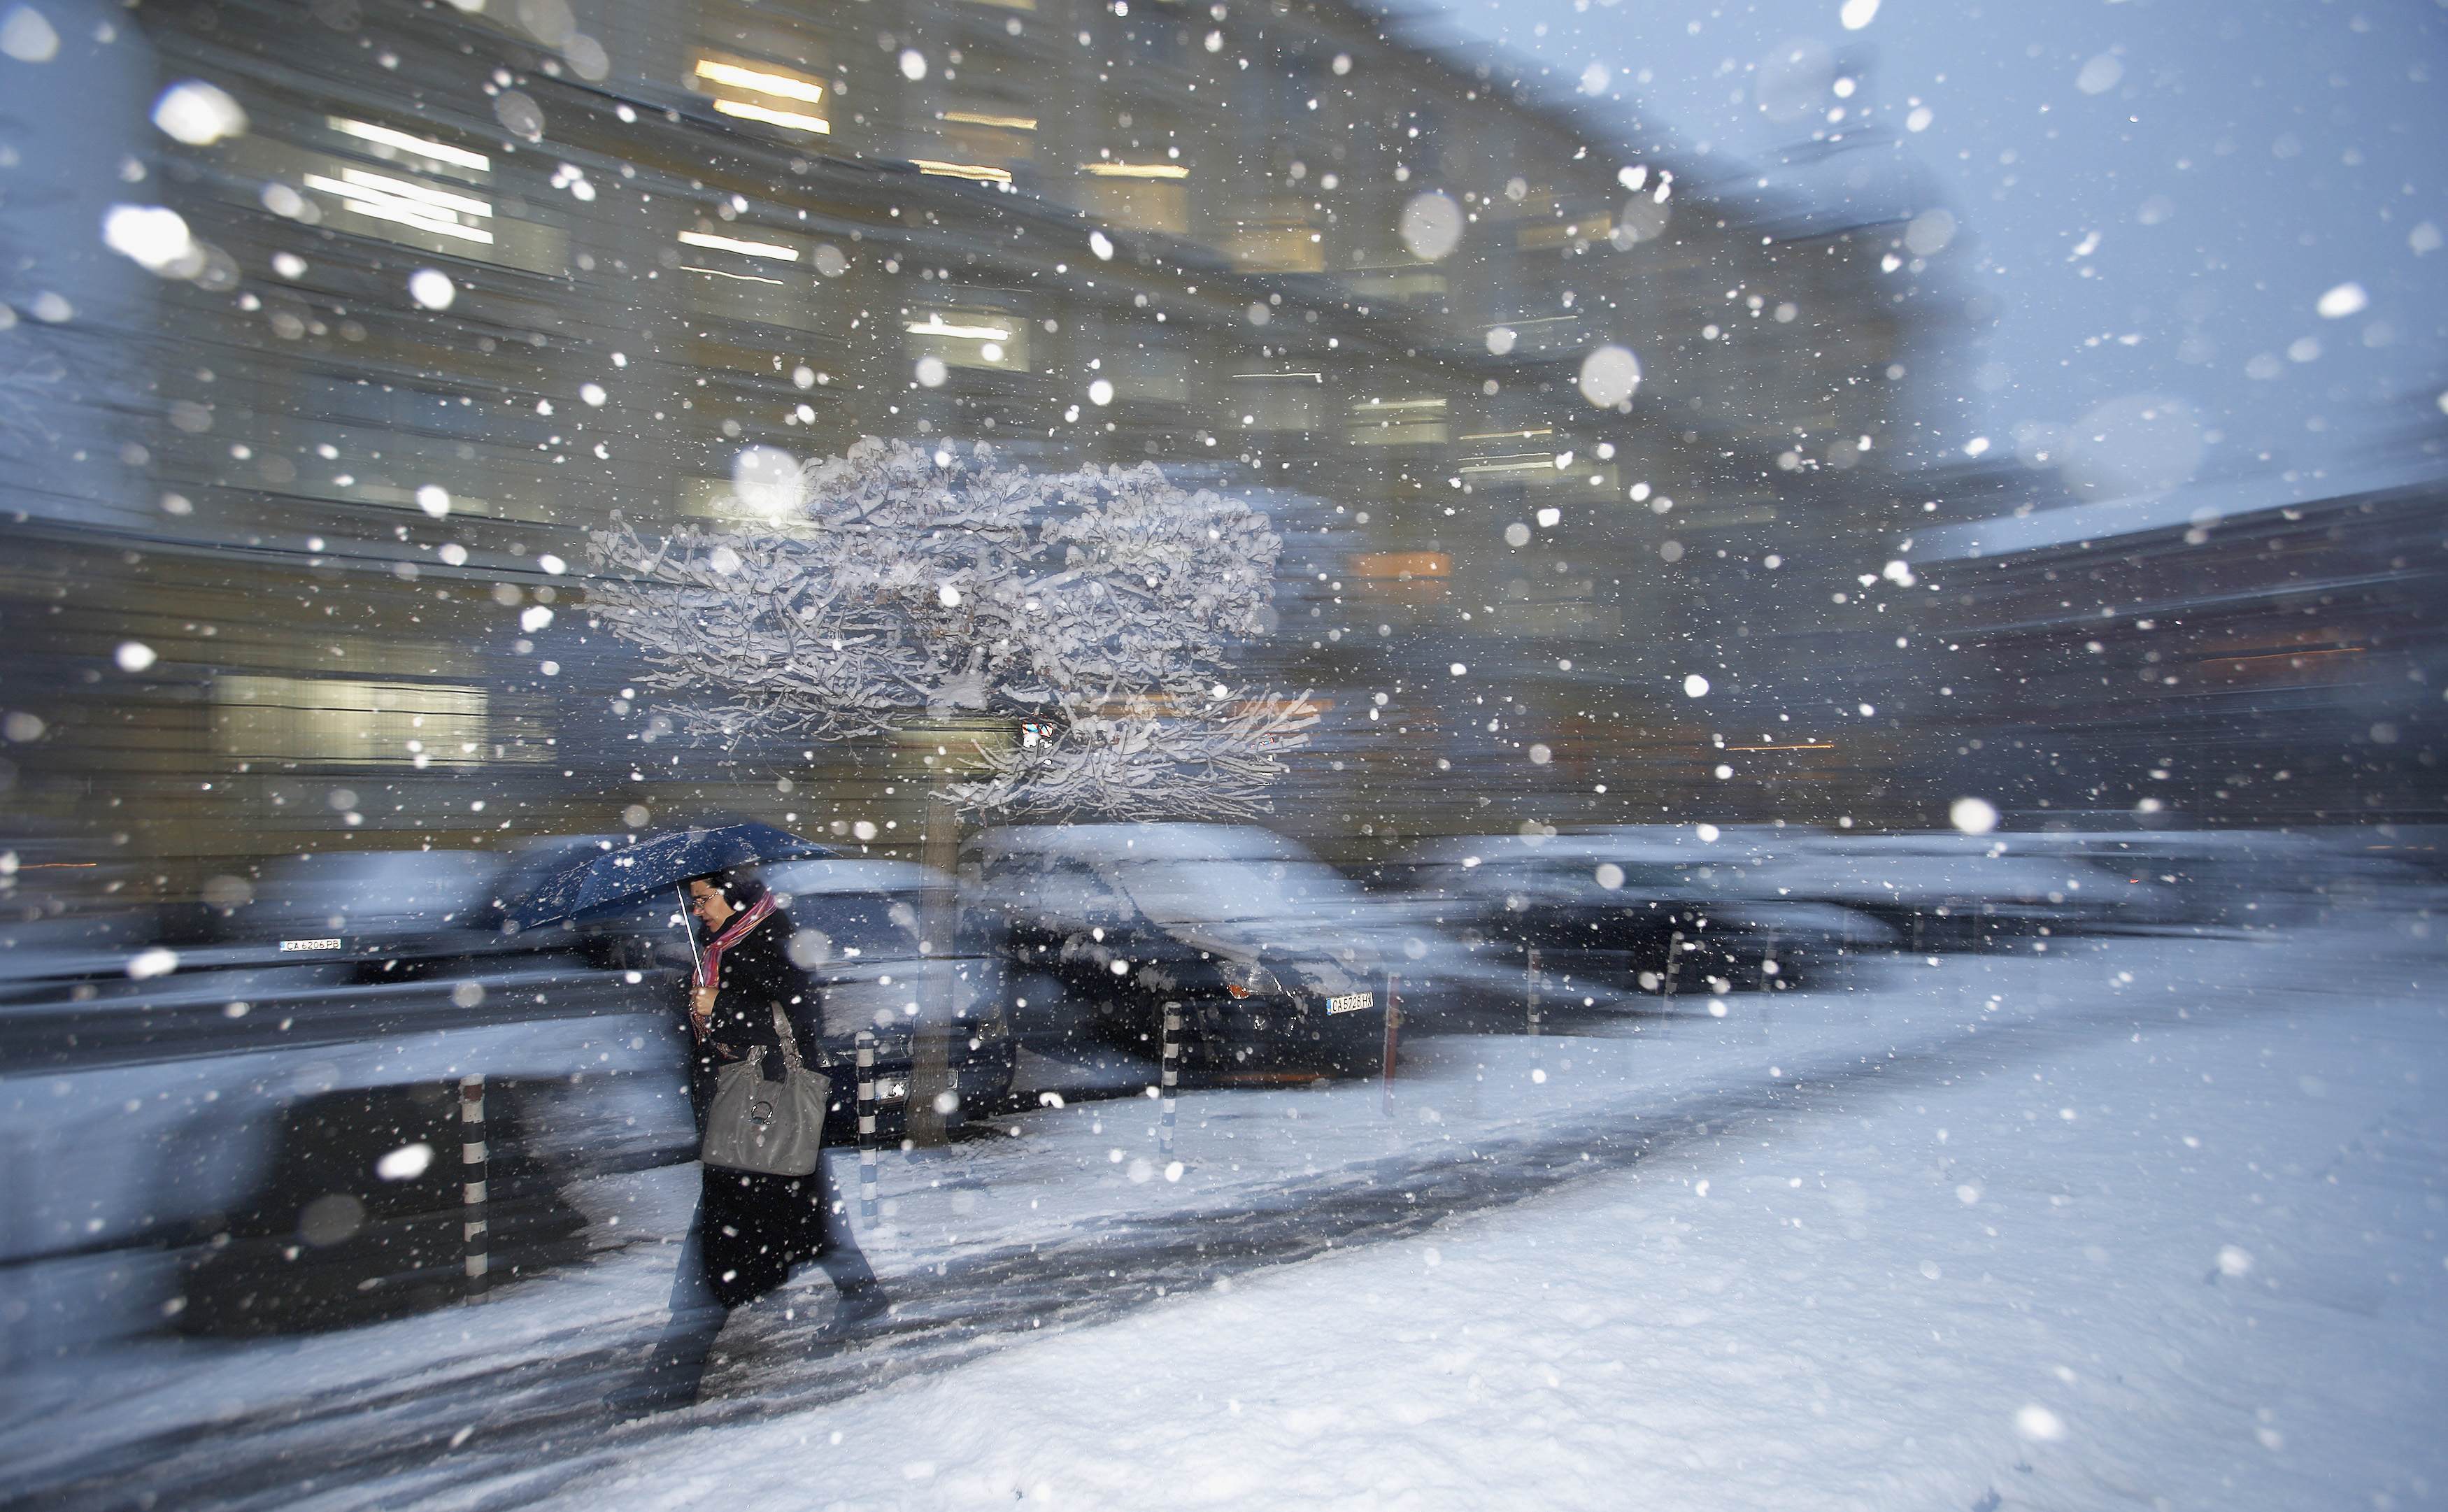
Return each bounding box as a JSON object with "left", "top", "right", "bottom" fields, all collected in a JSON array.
[{"left": 1217, "top": 957, "right": 1288, "bottom": 999}]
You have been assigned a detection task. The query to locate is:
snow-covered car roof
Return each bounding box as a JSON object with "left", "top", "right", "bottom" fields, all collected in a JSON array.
[
  {"left": 1755, "top": 844, "right": 2140, "bottom": 909},
  {"left": 969, "top": 822, "right": 1390, "bottom": 964},
  {"left": 1395, "top": 832, "right": 1786, "bottom": 909},
  {"left": 969, "top": 822, "right": 1311, "bottom": 867},
  {"left": 761, "top": 857, "right": 949, "bottom": 897},
  {"left": 232, "top": 849, "right": 499, "bottom": 939},
  {"left": 1400, "top": 826, "right": 1786, "bottom": 870}
]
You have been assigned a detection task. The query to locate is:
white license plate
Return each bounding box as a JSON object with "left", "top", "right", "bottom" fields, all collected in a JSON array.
[{"left": 1327, "top": 991, "right": 1374, "bottom": 1015}]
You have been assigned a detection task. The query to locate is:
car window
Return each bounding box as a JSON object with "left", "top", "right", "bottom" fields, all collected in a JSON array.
[{"left": 779, "top": 891, "right": 924, "bottom": 962}]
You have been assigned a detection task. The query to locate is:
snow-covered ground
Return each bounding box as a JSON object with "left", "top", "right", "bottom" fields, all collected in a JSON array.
[{"left": 7, "top": 910, "right": 2443, "bottom": 1511}]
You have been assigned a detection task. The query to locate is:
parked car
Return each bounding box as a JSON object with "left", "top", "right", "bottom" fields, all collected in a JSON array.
[
  {"left": 2012, "top": 827, "right": 2438, "bottom": 932},
  {"left": 1763, "top": 831, "right": 2178, "bottom": 949},
  {"left": 964, "top": 823, "right": 1389, "bottom": 1083},
  {"left": 1395, "top": 828, "right": 1890, "bottom": 1001}
]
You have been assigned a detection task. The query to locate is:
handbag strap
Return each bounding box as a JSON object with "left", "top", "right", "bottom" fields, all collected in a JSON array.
[{"left": 768, "top": 1003, "right": 806, "bottom": 1075}]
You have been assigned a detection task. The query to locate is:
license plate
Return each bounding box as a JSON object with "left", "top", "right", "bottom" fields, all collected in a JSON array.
[{"left": 1327, "top": 991, "right": 1374, "bottom": 1015}]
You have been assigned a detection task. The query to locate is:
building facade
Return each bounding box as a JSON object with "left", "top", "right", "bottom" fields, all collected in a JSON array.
[{"left": 0, "top": 0, "right": 1923, "bottom": 899}]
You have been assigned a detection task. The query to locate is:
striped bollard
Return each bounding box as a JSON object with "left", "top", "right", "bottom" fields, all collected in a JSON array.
[
  {"left": 1379, "top": 974, "right": 1400, "bottom": 1118},
  {"left": 855, "top": 1030, "right": 878, "bottom": 1224},
  {"left": 459, "top": 1074, "right": 490, "bottom": 1301},
  {"left": 1525, "top": 946, "right": 1542, "bottom": 1037},
  {"left": 1760, "top": 926, "right": 1779, "bottom": 1040},
  {"left": 1158, "top": 1003, "right": 1180, "bottom": 1159}
]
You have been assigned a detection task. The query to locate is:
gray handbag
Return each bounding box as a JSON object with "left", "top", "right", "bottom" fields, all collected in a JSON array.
[{"left": 701, "top": 1004, "right": 830, "bottom": 1177}]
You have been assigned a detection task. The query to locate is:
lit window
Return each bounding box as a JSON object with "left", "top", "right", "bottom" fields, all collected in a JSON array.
[
  {"left": 1083, "top": 177, "right": 1187, "bottom": 235},
  {"left": 1225, "top": 205, "right": 1323, "bottom": 272},
  {"left": 307, "top": 117, "right": 495, "bottom": 248},
  {"left": 692, "top": 55, "right": 830, "bottom": 134},
  {"left": 694, "top": 58, "right": 826, "bottom": 105},
  {"left": 936, "top": 107, "right": 1039, "bottom": 170},
  {"left": 906, "top": 306, "right": 1030, "bottom": 371},
  {"left": 1079, "top": 162, "right": 1188, "bottom": 179},
  {"left": 943, "top": 110, "right": 1038, "bottom": 131},
  {"left": 213, "top": 677, "right": 524, "bottom": 766},
  {"left": 912, "top": 159, "right": 1014, "bottom": 183},
  {"left": 1350, "top": 552, "right": 1453, "bottom": 606},
  {"left": 677, "top": 229, "right": 801, "bottom": 262},
  {"left": 906, "top": 314, "right": 1016, "bottom": 341},
  {"left": 1346, "top": 395, "right": 1449, "bottom": 447},
  {"left": 302, "top": 165, "right": 494, "bottom": 245},
  {"left": 327, "top": 117, "right": 490, "bottom": 173}
]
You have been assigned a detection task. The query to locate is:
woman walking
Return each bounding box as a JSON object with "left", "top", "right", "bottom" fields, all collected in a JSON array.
[
  {"left": 615, "top": 864, "right": 882, "bottom": 1415},
  {"left": 681, "top": 865, "right": 879, "bottom": 1306}
]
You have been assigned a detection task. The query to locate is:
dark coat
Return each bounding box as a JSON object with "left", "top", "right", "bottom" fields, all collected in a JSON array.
[
  {"left": 685, "top": 904, "right": 836, "bottom": 1311},
  {"left": 692, "top": 905, "right": 827, "bottom": 1086}
]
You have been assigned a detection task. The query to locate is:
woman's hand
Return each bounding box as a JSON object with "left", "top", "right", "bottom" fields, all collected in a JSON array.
[{"left": 689, "top": 983, "right": 718, "bottom": 1029}]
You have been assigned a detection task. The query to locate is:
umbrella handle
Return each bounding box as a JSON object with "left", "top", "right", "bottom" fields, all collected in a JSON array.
[{"left": 676, "top": 884, "right": 705, "bottom": 983}]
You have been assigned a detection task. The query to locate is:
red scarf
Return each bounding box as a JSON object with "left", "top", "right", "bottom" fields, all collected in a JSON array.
[{"left": 695, "top": 892, "right": 776, "bottom": 993}]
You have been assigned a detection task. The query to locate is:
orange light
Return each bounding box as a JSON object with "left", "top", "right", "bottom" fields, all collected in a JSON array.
[{"left": 1350, "top": 551, "right": 1452, "bottom": 579}]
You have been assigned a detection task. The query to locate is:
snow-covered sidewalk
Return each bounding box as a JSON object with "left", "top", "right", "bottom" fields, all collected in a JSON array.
[
  {"left": 11, "top": 918, "right": 2443, "bottom": 1512},
  {"left": 546, "top": 918, "right": 2445, "bottom": 1511}
]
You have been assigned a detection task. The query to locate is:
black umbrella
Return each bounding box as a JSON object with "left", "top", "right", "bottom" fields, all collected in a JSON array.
[{"left": 499, "top": 820, "right": 832, "bottom": 935}]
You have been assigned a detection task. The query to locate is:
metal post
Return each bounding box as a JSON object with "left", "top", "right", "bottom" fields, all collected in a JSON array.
[
  {"left": 1758, "top": 926, "right": 1777, "bottom": 1041},
  {"left": 1525, "top": 946, "right": 1542, "bottom": 1037},
  {"left": 906, "top": 783, "right": 960, "bottom": 1147},
  {"left": 459, "top": 1074, "right": 489, "bottom": 1301},
  {"left": 855, "top": 1030, "right": 878, "bottom": 1224},
  {"left": 1159, "top": 1003, "right": 1180, "bottom": 1158},
  {"left": 1380, "top": 973, "right": 1400, "bottom": 1118},
  {"left": 1663, "top": 930, "right": 1683, "bottom": 1006}
]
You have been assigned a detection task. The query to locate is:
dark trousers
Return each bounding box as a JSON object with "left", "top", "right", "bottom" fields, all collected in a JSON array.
[{"left": 615, "top": 1150, "right": 880, "bottom": 1415}]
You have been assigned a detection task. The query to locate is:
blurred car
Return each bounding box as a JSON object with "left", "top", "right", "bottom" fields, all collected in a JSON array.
[
  {"left": 1763, "top": 831, "right": 2180, "bottom": 948},
  {"left": 1395, "top": 828, "right": 1890, "bottom": 1001},
  {"left": 2012, "top": 827, "right": 2440, "bottom": 932},
  {"left": 0, "top": 848, "right": 516, "bottom": 1020},
  {"left": 1, "top": 839, "right": 1006, "bottom": 1346},
  {"left": 964, "top": 823, "right": 1388, "bottom": 1083}
]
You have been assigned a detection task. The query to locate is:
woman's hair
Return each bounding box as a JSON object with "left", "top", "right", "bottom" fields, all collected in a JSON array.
[{"left": 697, "top": 865, "right": 769, "bottom": 911}]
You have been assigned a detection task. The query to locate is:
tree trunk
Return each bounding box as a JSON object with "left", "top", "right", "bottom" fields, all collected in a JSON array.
[{"left": 905, "top": 775, "right": 961, "bottom": 1146}]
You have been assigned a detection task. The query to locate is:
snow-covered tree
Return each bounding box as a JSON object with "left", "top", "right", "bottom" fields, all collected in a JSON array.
[{"left": 588, "top": 437, "right": 1314, "bottom": 818}]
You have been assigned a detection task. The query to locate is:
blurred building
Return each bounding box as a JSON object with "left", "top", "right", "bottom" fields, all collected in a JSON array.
[
  {"left": 0, "top": 0, "right": 1926, "bottom": 898},
  {"left": 1869, "top": 471, "right": 2448, "bottom": 829}
]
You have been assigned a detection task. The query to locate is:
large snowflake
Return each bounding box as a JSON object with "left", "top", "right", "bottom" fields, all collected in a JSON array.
[{"left": 588, "top": 438, "right": 1314, "bottom": 818}]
